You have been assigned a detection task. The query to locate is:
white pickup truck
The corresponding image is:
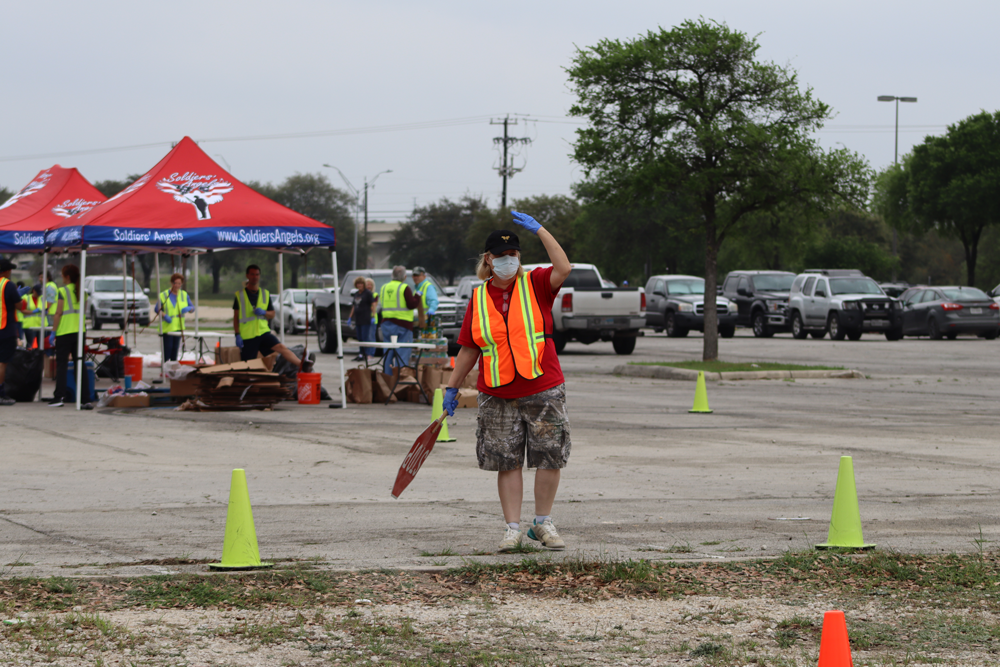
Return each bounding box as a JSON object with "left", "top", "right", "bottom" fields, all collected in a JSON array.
[{"left": 525, "top": 263, "right": 645, "bottom": 355}]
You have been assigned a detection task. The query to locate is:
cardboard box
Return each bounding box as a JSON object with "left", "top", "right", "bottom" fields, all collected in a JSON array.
[
  {"left": 216, "top": 346, "right": 242, "bottom": 365},
  {"left": 111, "top": 394, "right": 150, "bottom": 408},
  {"left": 456, "top": 388, "right": 478, "bottom": 408},
  {"left": 198, "top": 359, "right": 268, "bottom": 374},
  {"left": 169, "top": 376, "right": 199, "bottom": 397}
]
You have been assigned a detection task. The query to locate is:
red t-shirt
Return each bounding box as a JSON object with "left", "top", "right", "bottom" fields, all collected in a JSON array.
[{"left": 457, "top": 266, "right": 565, "bottom": 398}]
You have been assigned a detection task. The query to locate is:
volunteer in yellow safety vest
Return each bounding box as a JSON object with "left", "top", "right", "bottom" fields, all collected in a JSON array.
[
  {"left": 19, "top": 284, "right": 45, "bottom": 349},
  {"left": 48, "top": 263, "right": 93, "bottom": 408},
  {"left": 0, "top": 257, "right": 29, "bottom": 406},
  {"left": 156, "top": 273, "right": 194, "bottom": 362},
  {"left": 411, "top": 266, "right": 439, "bottom": 339},
  {"left": 378, "top": 266, "right": 423, "bottom": 373},
  {"left": 232, "top": 264, "right": 313, "bottom": 371},
  {"left": 445, "top": 212, "right": 573, "bottom": 554}
]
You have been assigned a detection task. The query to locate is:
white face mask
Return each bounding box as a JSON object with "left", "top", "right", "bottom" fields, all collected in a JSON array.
[{"left": 491, "top": 254, "right": 520, "bottom": 280}]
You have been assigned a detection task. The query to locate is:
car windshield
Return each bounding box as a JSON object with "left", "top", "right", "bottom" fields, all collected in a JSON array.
[
  {"left": 92, "top": 278, "right": 141, "bottom": 293},
  {"left": 292, "top": 290, "right": 327, "bottom": 304},
  {"left": 940, "top": 287, "right": 990, "bottom": 301},
  {"left": 666, "top": 279, "right": 704, "bottom": 295},
  {"left": 752, "top": 274, "right": 793, "bottom": 292},
  {"left": 829, "top": 278, "right": 883, "bottom": 295}
]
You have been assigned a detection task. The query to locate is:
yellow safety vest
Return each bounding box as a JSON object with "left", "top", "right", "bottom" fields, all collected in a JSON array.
[
  {"left": 379, "top": 280, "right": 414, "bottom": 322},
  {"left": 159, "top": 289, "right": 190, "bottom": 333},
  {"left": 235, "top": 287, "right": 270, "bottom": 339},
  {"left": 20, "top": 293, "right": 42, "bottom": 329},
  {"left": 56, "top": 285, "right": 84, "bottom": 336},
  {"left": 470, "top": 271, "right": 546, "bottom": 388}
]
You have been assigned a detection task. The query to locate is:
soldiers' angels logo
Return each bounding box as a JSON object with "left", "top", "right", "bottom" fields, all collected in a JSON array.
[
  {"left": 156, "top": 172, "right": 233, "bottom": 220},
  {"left": 52, "top": 198, "right": 103, "bottom": 218},
  {"left": 0, "top": 170, "right": 52, "bottom": 210}
]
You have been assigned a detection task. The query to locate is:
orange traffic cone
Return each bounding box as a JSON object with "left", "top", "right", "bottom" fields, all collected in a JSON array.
[
  {"left": 31, "top": 337, "right": 38, "bottom": 349},
  {"left": 817, "top": 610, "right": 853, "bottom": 667},
  {"left": 450, "top": 356, "right": 455, "bottom": 368}
]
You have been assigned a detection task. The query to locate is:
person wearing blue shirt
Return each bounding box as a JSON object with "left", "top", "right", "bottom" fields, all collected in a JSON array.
[{"left": 412, "top": 266, "right": 439, "bottom": 340}]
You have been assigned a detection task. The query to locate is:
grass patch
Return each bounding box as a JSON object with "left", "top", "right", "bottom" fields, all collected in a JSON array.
[
  {"left": 629, "top": 360, "right": 844, "bottom": 372},
  {"left": 419, "top": 547, "right": 458, "bottom": 557}
]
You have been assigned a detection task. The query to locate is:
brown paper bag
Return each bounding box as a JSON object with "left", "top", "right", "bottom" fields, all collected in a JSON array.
[
  {"left": 345, "top": 367, "right": 372, "bottom": 403},
  {"left": 372, "top": 371, "right": 396, "bottom": 403}
]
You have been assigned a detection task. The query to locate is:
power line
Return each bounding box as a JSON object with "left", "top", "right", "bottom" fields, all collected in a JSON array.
[{"left": 491, "top": 115, "right": 532, "bottom": 209}]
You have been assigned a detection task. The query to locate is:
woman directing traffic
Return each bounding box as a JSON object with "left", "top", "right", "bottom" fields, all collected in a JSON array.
[{"left": 443, "top": 211, "right": 572, "bottom": 553}]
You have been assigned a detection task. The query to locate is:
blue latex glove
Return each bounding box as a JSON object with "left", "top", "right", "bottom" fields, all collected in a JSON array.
[
  {"left": 346, "top": 317, "right": 353, "bottom": 326},
  {"left": 511, "top": 210, "right": 541, "bottom": 234},
  {"left": 47, "top": 332, "right": 56, "bottom": 347},
  {"left": 17, "top": 285, "right": 31, "bottom": 297},
  {"left": 235, "top": 334, "right": 244, "bottom": 349},
  {"left": 30, "top": 308, "right": 42, "bottom": 315},
  {"left": 162, "top": 314, "right": 173, "bottom": 323},
  {"left": 181, "top": 306, "right": 194, "bottom": 314},
  {"left": 414, "top": 291, "right": 422, "bottom": 297},
  {"left": 253, "top": 307, "right": 267, "bottom": 317},
  {"left": 443, "top": 387, "right": 459, "bottom": 417}
]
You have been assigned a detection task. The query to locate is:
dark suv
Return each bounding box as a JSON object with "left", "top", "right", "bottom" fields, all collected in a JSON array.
[{"left": 720, "top": 270, "right": 795, "bottom": 337}]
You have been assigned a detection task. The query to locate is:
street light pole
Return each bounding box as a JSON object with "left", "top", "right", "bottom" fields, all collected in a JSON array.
[
  {"left": 322, "top": 165, "right": 391, "bottom": 271},
  {"left": 877, "top": 95, "right": 917, "bottom": 280}
]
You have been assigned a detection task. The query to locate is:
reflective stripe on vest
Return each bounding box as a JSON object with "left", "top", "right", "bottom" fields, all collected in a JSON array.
[
  {"left": 56, "top": 285, "right": 83, "bottom": 336},
  {"left": 160, "top": 290, "right": 190, "bottom": 333},
  {"left": 470, "top": 270, "right": 546, "bottom": 388},
  {"left": 21, "top": 293, "right": 42, "bottom": 329},
  {"left": 235, "top": 288, "right": 270, "bottom": 339},
  {"left": 379, "top": 280, "right": 414, "bottom": 322},
  {"left": 0, "top": 277, "right": 7, "bottom": 330}
]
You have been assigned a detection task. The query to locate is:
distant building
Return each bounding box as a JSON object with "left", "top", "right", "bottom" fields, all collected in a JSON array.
[{"left": 365, "top": 221, "right": 401, "bottom": 269}]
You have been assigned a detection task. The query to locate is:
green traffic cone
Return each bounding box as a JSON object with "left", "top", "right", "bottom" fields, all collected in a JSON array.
[
  {"left": 816, "top": 456, "right": 875, "bottom": 550},
  {"left": 689, "top": 371, "right": 713, "bottom": 413},
  {"left": 432, "top": 388, "right": 456, "bottom": 442},
  {"left": 209, "top": 469, "right": 274, "bottom": 570}
]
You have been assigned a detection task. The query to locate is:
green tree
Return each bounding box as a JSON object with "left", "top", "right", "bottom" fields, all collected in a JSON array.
[
  {"left": 907, "top": 111, "right": 1000, "bottom": 286},
  {"left": 390, "top": 196, "right": 485, "bottom": 284},
  {"left": 467, "top": 194, "right": 581, "bottom": 266},
  {"left": 0, "top": 186, "right": 12, "bottom": 206},
  {"left": 566, "top": 19, "right": 870, "bottom": 360}
]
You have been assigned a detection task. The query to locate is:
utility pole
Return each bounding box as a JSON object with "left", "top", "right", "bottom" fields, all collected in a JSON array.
[
  {"left": 323, "top": 165, "right": 391, "bottom": 270},
  {"left": 491, "top": 115, "right": 531, "bottom": 210}
]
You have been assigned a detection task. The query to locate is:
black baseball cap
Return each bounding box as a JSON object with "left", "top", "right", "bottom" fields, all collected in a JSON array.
[
  {"left": 484, "top": 229, "right": 521, "bottom": 254},
  {"left": 0, "top": 257, "right": 15, "bottom": 273}
]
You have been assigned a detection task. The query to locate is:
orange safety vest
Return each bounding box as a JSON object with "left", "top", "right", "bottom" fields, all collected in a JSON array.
[
  {"left": 0, "top": 277, "right": 8, "bottom": 330},
  {"left": 470, "top": 270, "right": 547, "bottom": 388}
]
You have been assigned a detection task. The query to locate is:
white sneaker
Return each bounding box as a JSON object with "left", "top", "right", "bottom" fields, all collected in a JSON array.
[
  {"left": 527, "top": 518, "right": 566, "bottom": 550},
  {"left": 498, "top": 526, "right": 523, "bottom": 553},
  {"left": 48, "top": 399, "right": 64, "bottom": 408}
]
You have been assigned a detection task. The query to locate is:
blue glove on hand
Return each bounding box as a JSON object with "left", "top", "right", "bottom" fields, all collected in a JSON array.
[
  {"left": 253, "top": 307, "right": 267, "bottom": 317},
  {"left": 30, "top": 309, "right": 41, "bottom": 315},
  {"left": 235, "top": 334, "right": 244, "bottom": 349},
  {"left": 17, "top": 285, "right": 31, "bottom": 297},
  {"left": 47, "top": 332, "right": 56, "bottom": 347},
  {"left": 443, "top": 387, "right": 459, "bottom": 417},
  {"left": 346, "top": 317, "right": 353, "bottom": 326},
  {"left": 181, "top": 306, "right": 194, "bottom": 314},
  {"left": 511, "top": 210, "right": 541, "bottom": 234},
  {"left": 162, "top": 314, "right": 173, "bottom": 323}
]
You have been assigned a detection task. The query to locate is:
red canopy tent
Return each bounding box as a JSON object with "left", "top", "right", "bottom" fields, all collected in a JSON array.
[{"left": 0, "top": 166, "right": 106, "bottom": 252}]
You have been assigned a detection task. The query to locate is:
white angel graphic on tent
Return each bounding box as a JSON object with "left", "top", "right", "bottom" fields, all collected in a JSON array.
[
  {"left": 0, "top": 171, "right": 52, "bottom": 210},
  {"left": 156, "top": 178, "right": 233, "bottom": 220},
  {"left": 52, "top": 200, "right": 100, "bottom": 218}
]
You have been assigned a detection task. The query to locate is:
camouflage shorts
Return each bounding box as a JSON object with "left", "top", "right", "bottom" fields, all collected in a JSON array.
[{"left": 476, "top": 383, "right": 571, "bottom": 471}]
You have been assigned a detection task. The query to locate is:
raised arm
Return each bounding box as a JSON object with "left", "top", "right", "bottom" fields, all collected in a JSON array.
[{"left": 511, "top": 211, "right": 571, "bottom": 292}]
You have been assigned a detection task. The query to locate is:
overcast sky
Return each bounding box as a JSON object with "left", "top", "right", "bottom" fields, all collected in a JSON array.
[{"left": 2, "top": 1, "right": 996, "bottom": 223}]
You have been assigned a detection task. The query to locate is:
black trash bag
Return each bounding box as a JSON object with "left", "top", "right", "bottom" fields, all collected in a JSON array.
[
  {"left": 272, "top": 345, "right": 315, "bottom": 379},
  {"left": 96, "top": 345, "right": 130, "bottom": 378},
  {"left": 5, "top": 347, "right": 43, "bottom": 402}
]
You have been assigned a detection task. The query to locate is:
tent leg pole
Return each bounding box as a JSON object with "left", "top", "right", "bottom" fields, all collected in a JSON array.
[
  {"left": 156, "top": 253, "right": 163, "bottom": 380},
  {"left": 194, "top": 253, "right": 200, "bottom": 356},
  {"left": 39, "top": 252, "right": 48, "bottom": 402},
  {"left": 278, "top": 253, "right": 284, "bottom": 346},
  {"left": 332, "top": 250, "right": 346, "bottom": 409},
  {"left": 76, "top": 249, "right": 87, "bottom": 411}
]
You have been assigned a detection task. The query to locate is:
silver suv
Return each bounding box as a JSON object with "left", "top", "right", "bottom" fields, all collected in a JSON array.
[
  {"left": 84, "top": 275, "right": 151, "bottom": 330},
  {"left": 786, "top": 269, "right": 902, "bottom": 341}
]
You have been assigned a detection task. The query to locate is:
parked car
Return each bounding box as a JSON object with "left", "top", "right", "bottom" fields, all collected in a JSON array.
[
  {"left": 878, "top": 282, "right": 911, "bottom": 298},
  {"left": 786, "top": 269, "right": 902, "bottom": 340},
  {"left": 311, "top": 269, "right": 459, "bottom": 354},
  {"left": 645, "top": 274, "right": 737, "bottom": 338},
  {"left": 84, "top": 275, "right": 151, "bottom": 330},
  {"left": 524, "top": 263, "right": 645, "bottom": 355},
  {"left": 271, "top": 288, "right": 330, "bottom": 334},
  {"left": 897, "top": 286, "right": 999, "bottom": 339},
  {"left": 720, "top": 270, "right": 795, "bottom": 337}
]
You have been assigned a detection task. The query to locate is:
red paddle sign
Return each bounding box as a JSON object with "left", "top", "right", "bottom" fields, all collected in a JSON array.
[{"left": 391, "top": 414, "right": 447, "bottom": 499}]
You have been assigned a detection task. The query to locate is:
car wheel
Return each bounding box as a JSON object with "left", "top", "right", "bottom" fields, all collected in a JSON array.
[
  {"left": 751, "top": 311, "right": 772, "bottom": 338},
  {"left": 665, "top": 312, "right": 688, "bottom": 338},
  {"left": 90, "top": 308, "right": 102, "bottom": 330},
  {"left": 719, "top": 324, "right": 735, "bottom": 338},
  {"left": 847, "top": 329, "right": 863, "bottom": 341},
  {"left": 827, "top": 312, "right": 845, "bottom": 340},
  {"left": 612, "top": 335, "right": 636, "bottom": 355},
  {"left": 316, "top": 317, "right": 338, "bottom": 353},
  {"left": 791, "top": 312, "right": 808, "bottom": 339},
  {"left": 551, "top": 330, "right": 568, "bottom": 353},
  {"left": 927, "top": 317, "right": 943, "bottom": 340}
]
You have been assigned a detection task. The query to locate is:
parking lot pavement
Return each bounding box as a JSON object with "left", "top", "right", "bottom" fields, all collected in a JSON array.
[{"left": 2, "top": 328, "right": 998, "bottom": 576}]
